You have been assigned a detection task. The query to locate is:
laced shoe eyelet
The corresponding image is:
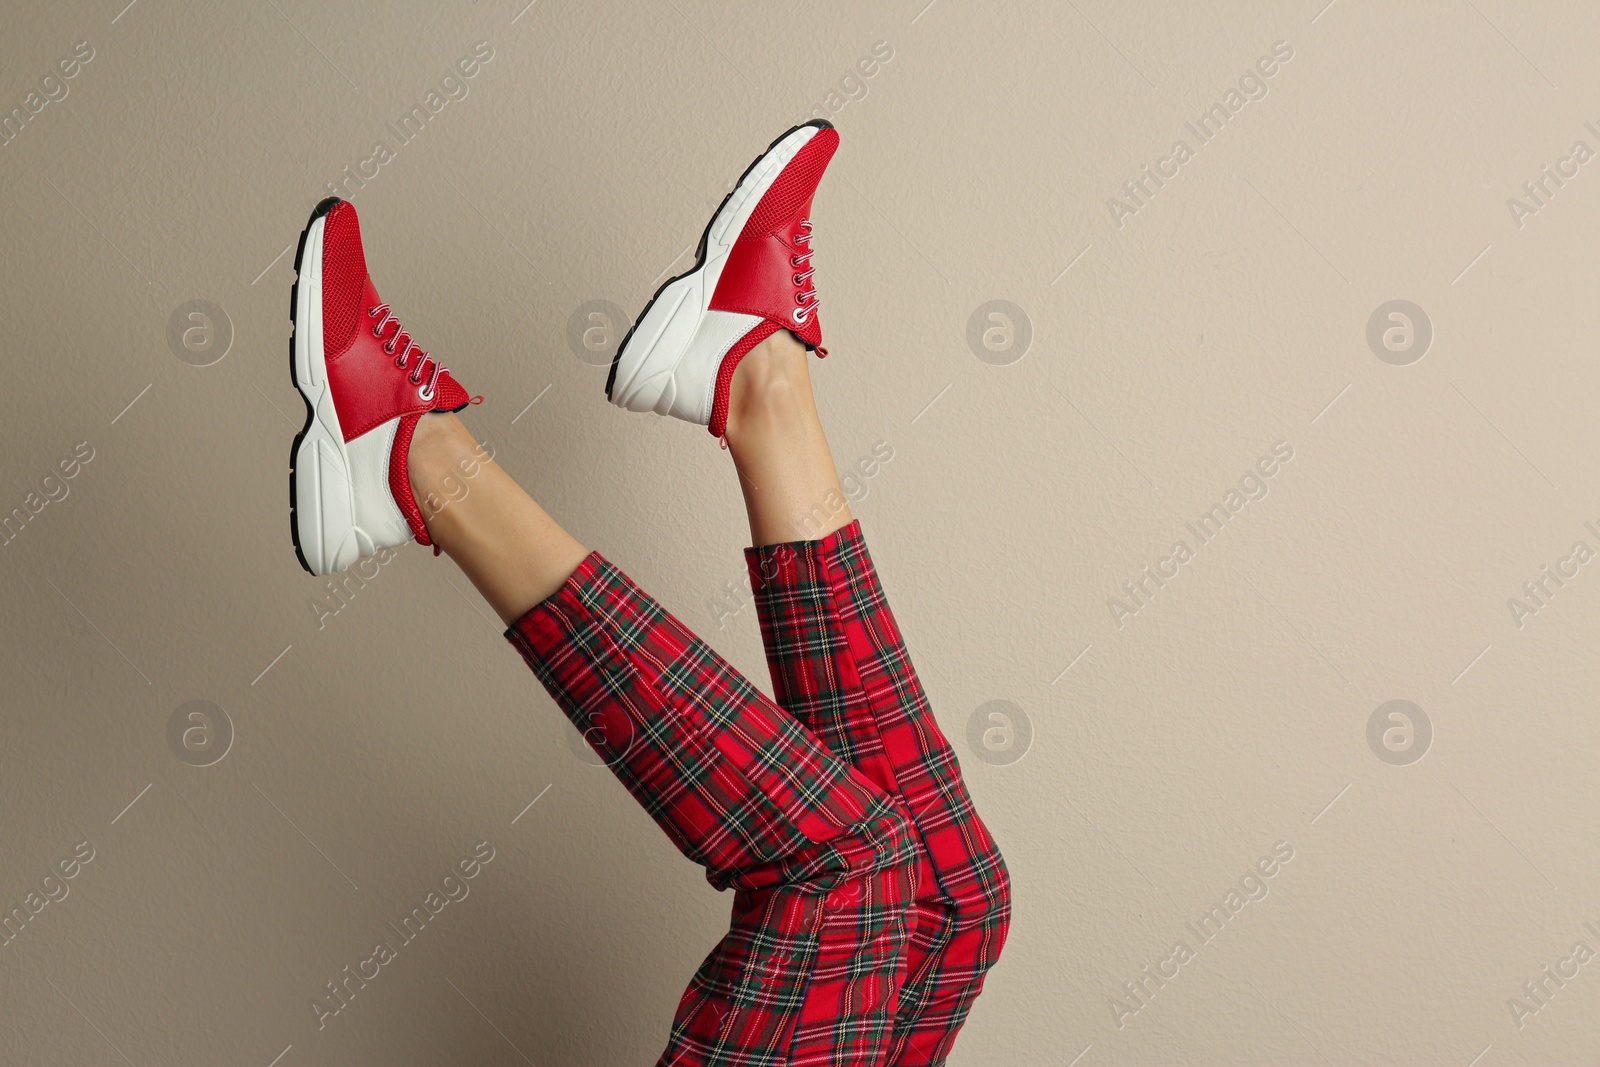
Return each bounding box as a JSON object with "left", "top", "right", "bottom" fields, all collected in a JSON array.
[
  {"left": 792, "top": 307, "right": 809, "bottom": 325},
  {"left": 794, "top": 274, "right": 806, "bottom": 286},
  {"left": 418, "top": 383, "right": 435, "bottom": 402}
]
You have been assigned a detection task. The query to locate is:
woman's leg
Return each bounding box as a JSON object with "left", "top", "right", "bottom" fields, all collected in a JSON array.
[
  {"left": 719, "top": 331, "right": 854, "bottom": 547},
  {"left": 407, "top": 413, "right": 588, "bottom": 623},
  {"left": 726, "top": 334, "right": 1014, "bottom": 1067},
  {"left": 410, "top": 412, "right": 918, "bottom": 1066}
]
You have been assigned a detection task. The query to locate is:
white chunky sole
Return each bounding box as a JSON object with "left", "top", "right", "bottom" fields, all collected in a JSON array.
[
  {"left": 606, "top": 121, "right": 827, "bottom": 419},
  {"left": 290, "top": 203, "right": 364, "bottom": 577}
]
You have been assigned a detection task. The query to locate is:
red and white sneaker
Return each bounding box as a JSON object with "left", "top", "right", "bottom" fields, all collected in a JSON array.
[
  {"left": 289, "top": 198, "right": 475, "bottom": 576},
  {"left": 606, "top": 120, "right": 838, "bottom": 437}
]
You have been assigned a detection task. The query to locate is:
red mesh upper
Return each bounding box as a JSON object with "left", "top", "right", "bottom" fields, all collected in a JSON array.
[
  {"left": 708, "top": 320, "right": 781, "bottom": 439},
  {"left": 707, "top": 126, "right": 844, "bottom": 438},
  {"left": 321, "top": 201, "right": 368, "bottom": 357},
  {"left": 750, "top": 129, "right": 833, "bottom": 351},
  {"left": 388, "top": 412, "right": 431, "bottom": 545},
  {"left": 430, "top": 372, "right": 470, "bottom": 414},
  {"left": 741, "top": 126, "right": 838, "bottom": 239},
  {"left": 790, "top": 292, "right": 823, "bottom": 349},
  {"left": 321, "top": 199, "right": 478, "bottom": 542}
]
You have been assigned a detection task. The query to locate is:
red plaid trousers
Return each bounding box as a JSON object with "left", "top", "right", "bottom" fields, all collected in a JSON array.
[{"left": 506, "top": 521, "right": 1009, "bottom": 1066}]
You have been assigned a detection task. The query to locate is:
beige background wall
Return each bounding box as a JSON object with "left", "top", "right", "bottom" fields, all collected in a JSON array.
[{"left": 3, "top": 0, "right": 1599, "bottom": 1063}]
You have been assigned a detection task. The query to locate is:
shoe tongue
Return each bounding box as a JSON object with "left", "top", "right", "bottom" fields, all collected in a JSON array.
[
  {"left": 429, "top": 369, "right": 471, "bottom": 412},
  {"left": 788, "top": 218, "right": 823, "bottom": 348},
  {"left": 790, "top": 310, "right": 823, "bottom": 348},
  {"left": 360, "top": 277, "right": 472, "bottom": 412}
]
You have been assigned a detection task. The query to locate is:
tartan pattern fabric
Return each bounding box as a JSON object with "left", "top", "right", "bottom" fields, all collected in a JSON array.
[
  {"left": 745, "top": 521, "right": 1012, "bottom": 1067},
  {"left": 505, "top": 552, "right": 921, "bottom": 1067}
]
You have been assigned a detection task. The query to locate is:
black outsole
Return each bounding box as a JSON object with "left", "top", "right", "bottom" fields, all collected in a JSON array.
[
  {"left": 287, "top": 196, "right": 345, "bottom": 577},
  {"left": 603, "top": 119, "right": 834, "bottom": 401}
]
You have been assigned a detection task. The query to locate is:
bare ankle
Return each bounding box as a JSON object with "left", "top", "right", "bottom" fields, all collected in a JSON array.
[
  {"left": 409, "top": 411, "right": 460, "bottom": 466},
  {"left": 725, "top": 333, "right": 818, "bottom": 440},
  {"left": 407, "top": 414, "right": 486, "bottom": 511}
]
